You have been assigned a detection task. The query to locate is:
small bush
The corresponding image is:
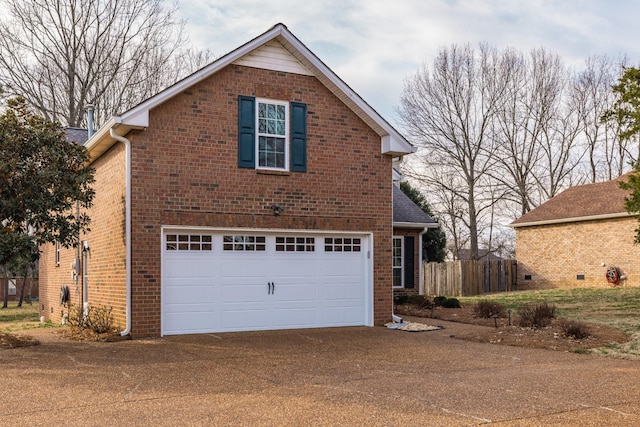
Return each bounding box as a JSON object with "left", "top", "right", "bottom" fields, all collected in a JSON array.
[
  {"left": 394, "top": 295, "right": 409, "bottom": 305},
  {"left": 68, "top": 304, "right": 115, "bottom": 334},
  {"left": 518, "top": 302, "right": 556, "bottom": 328},
  {"left": 433, "top": 296, "right": 448, "bottom": 307},
  {"left": 408, "top": 295, "right": 433, "bottom": 308},
  {"left": 473, "top": 300, "right": 507, "bottom": 318},
  {"left": 441, "top": 297, "right": 461, "bottom": 309},
  {"left": 559, "top": 319, "right": 590, "bottom": 340}
]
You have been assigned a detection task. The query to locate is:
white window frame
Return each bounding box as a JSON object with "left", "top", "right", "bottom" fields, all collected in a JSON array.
[
  {"left": 392, "top": 236, "right": 404, "bottom": 288},
  {"left": 256, "top": 98, "right": 289, "bottom": 171}
]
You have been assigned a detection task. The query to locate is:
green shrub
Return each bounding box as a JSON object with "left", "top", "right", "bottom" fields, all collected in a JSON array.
[
  {"left": 473, "top": 300, "right": 506, "bottom": 318},
  {"left": 408, "top": 295, "right": 432, "bottom": 308},
  {"left": 518, "top": 302, "right": 556, "bottom": 328},
  {"left": 433, "top": 296, "right": 448, "bottom": 306},
  {"left": 394, "top": 295, "right": 409, "bottom": 305},
  {"left": 559, "top": 319, "right": 590, "bottom": 340},
  {"left": 441, "top": 297, "right": 461, "bottom": 308}
]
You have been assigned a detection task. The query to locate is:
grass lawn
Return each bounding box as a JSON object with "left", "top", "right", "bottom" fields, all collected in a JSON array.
[
  {"left": 460, "top": 287, "right": 640, "bottom": 359},
  {"left": 0, "top": 302, "right": 57, "bottom": 332}
]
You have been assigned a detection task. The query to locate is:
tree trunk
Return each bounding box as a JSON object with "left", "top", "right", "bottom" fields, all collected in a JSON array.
[
  {"left": 17, "top": 276, "right": 27, "bottom": 307},
  {"left": 2, "top": 265, "right": 8, "bottom": 309}
]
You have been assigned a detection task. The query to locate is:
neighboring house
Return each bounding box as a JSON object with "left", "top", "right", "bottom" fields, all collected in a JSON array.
[
  {"left": 392, "top": 184, "right": 438, "bottom": 297},
  {"left": 39, "top": 24, "right": 417, "bottom": 337},
  {"left": 510, "top": 175, "right": 640, "bottom": 289}
]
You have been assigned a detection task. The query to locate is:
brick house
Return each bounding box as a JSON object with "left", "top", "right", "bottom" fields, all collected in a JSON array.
[
  {"left": 510, "top": 175, "right": 640, "bottom": 289},
  {"left": 39, "top": 24, "right": 424, "bottom": 337}
]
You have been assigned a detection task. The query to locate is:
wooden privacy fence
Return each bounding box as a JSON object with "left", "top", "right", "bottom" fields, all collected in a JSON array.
[{"left": 422, "top": 260, "right": 517, "bottom": 296}]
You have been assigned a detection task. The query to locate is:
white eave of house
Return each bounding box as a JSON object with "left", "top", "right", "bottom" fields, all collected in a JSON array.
[
  {"left": 84, "top": 23, "right": 415, "bottom": 161},
  {"left": 508, "top": 211, "right": 636, "bottom": 228}
]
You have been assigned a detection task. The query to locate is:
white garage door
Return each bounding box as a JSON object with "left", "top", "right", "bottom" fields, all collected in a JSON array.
[{"left": 161, "top": 229, "right": 371, "bottom": 335}]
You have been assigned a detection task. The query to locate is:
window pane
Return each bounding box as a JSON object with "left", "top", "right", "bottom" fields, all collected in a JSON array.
[
  {"left": 259, "top": 103, "right": 266, "bottom": 118},
  {"left": 393, "top": 269, "right": 402, "bottom": 287},
  {"left": 277, "top": 105, "right": 285, "bottom": 120},
  {"left": 259, "top": 118, "right": 267, "bottom": 133}
]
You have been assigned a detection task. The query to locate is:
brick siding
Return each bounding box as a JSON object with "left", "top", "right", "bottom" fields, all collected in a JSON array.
[
  {"left": 39, "top": 143, "right": 126, "bottom": 326},
  {"left": 515, "top": 216, "right": 640, "bottom": 289}
]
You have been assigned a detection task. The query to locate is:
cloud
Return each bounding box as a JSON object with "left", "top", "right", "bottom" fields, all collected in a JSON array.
[{"left": 177, "top": 0, "right": 640, "bottom": 122}]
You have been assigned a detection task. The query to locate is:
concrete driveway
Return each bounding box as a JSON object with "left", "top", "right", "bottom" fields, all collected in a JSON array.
[{"left": 2, "top": 320, "right": 640, "bottom": 426}]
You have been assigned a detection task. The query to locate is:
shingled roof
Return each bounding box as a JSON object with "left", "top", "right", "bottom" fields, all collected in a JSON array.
[
  {"left": 393, "top": 185, "right": 438, "bottom": 227},
  {"left": 510, "top": 174, "right": 634, "bottom": 228},
  {"left": 65, "top": 127, "right": 89, "bottom": 145}
]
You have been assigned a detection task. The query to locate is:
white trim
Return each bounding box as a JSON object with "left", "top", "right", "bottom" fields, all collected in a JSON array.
[
  {"left": 255, "top": 98, "right": 289, "bottom": 171},
  {"left": 394, "top": 221, "right": 439, "bottom": 229},
  {"left": 509, "top": 211, "right": 636, "bottom": 228},
  {"left": 392, "top": 236, "right": 404, "bottom": 288}
]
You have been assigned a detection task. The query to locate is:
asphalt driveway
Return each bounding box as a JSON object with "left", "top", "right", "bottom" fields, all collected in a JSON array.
[{"left": 2, "top": 320, "right": 640, "bottom": 426}]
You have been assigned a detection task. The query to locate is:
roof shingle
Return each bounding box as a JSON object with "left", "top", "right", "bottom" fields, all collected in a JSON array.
[
  {"left": 393, "top": 185, "right": 437, "bottom": 225},
  {"left": 511, "top": 175, "right": 633, "bottom": 227}
]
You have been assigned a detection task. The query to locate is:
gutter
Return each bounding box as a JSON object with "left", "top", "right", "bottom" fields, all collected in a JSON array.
[
  {"left": 509, "top": 211, "right": 635, "bottom": 228},
  {"left": 109, "top": 126, "right": 132, "bottom": 337}
]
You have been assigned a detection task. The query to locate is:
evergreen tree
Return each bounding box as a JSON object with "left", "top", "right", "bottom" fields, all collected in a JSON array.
[{"left": 399, "top": 181, "right": 447, "bottom": 262}]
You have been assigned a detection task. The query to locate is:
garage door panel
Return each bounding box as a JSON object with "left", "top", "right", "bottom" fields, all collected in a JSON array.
[
  {"left": 321, "top": 307, "right": 365, "bottom": 325},
  {"left": 164, "top": 259, "right": 216, "bottom": 278},
  {"left": 220, "top": 259, "right": 268, "bottom": 277},
  {"left": 273, "top": 258, "right": 317, "bottom": 276},
  {"left": 163, "top": 310, "right": 220, "bottom": 334},
  {"left": 222, "top": 308, "right": 270, "bottom": 330},
  {"left": 222, "top": 283, "right": 270, "bottom": 303},
  {"left": 273, "top": 307, "right": 318, "bottom": 328},
  {"left": 163, "top": 284, "right": 218, "bottom": 304},
  {"left": 323, "top": 283, "right": 363, "bottom": 299},
  {"left": 272, "top": 283, "right": 317, "bottom": 302}
]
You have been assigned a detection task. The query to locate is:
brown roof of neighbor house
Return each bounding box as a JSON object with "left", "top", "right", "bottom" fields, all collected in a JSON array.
[{"left": 510, "top": 174, "right": 634, "bottom": 227}]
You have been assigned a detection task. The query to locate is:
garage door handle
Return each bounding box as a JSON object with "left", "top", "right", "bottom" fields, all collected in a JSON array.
[
  {"left": 268, "top": 282, "right": 274, "bottom": 295},
  {"left": 272, "top": 282, "right": 275, "bottom": 294}
]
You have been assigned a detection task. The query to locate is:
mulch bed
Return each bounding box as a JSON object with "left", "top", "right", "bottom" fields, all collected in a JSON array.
[
  {"left": 0, "top": 331, "right": 40, "bottom": 349},
  {"left": 395, "top": 303, "right": 631, "bottom": 352}
]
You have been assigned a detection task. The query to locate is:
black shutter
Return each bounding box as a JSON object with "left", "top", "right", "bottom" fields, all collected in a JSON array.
[
  {"left": 290, "top": 102, "right": 307, "bottom": 172},
  {"left": 404, "top": 236, "right": 415, "bottom": 288},
  {"left": 238, "top": 96, "right": 255, "bottom": 168}
]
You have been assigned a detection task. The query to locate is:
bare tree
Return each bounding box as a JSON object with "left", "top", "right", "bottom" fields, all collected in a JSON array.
[
  {"left": 493, "top": 48, "right": 566, "bottom": 215},
  {"left": 0, "top": 0, "right": 210, "bottom": 128},
  {"left": 572, "top": 55, "right": 632, "bottom": 182},
  {"left": 399, "top": 44, "right": 508, "bottom": 260}
]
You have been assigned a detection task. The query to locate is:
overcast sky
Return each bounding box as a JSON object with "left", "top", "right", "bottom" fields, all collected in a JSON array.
[{"left": 177, "top": 0, "right": 640, "bottom": 123}]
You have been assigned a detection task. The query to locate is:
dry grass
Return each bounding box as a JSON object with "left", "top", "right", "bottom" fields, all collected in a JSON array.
[{"left": 459, "top": 287, "right": 640, "bottom": 359}]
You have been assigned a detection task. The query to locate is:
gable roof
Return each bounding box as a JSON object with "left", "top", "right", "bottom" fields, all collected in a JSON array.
[
  {"left": 85, "top": 23, "right": 414, "bottom": 162},
  {"left": 393, "top": 185, "right": 438, "bottom": 228},
  {"left": 510, "top": 174, "right": 635, "bottom": 228}
]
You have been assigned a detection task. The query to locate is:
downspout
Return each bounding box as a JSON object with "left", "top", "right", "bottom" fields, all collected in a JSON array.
[{"left": 109, "top": 127, "right": 131, "bottom": 337}]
